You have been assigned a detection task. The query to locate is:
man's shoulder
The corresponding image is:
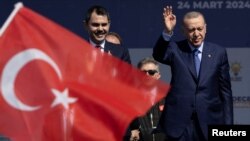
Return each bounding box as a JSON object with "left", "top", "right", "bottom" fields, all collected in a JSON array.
[
  {"left": 204, "top": 41, "right": 225, "bottom": 50},
  {"left": 204, "top": 41, "right": 221, "bottom": 47},
  {"left": 105, "top": 41, "right": 128, "bottom": 52},
  {"left": 105, "top": 41, "right": 122, "bottom": 48},
  {"left": 176, "top": 39, "right": 188, "bottom": 45}
]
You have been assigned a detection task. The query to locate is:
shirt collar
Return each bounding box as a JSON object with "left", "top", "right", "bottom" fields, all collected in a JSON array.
[
  {"left": 89, "top": 39, "right": 105, "bottom": 48},
  {"left": 189, "top": 42, "right": 204, "bottom": 53}
]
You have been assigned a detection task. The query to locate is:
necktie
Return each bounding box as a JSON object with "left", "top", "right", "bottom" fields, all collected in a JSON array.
[
  {"left": 96, "top": 45, "right": 104, "bottom": 52},
  {"left": 96, "top": 45, "right": 102, "bottom": 49},
  {"left": 193, "top": 49, "right": 201, "bottom": 77}
]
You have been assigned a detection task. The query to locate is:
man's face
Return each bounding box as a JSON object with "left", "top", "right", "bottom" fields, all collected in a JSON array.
[
  {"left": 139, "top": 63, "right": 161, "bottom": 88},
  {"left": 140, "top": 63, "right": 160, "bottom": 80},
  {"left": 183, "top": 16, "right": 206, "bottom": 47},
  {"left": 86, "top": 11, "right": 110, "bottom": 44}
]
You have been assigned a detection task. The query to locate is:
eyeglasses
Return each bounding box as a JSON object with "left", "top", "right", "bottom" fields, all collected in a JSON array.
[{"left": 142, "top": 70, "right": 158, "bottom": 76}]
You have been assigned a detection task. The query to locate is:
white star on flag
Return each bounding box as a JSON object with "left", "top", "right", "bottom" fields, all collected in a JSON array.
[{"left": 51, "top": 88, "right": 77, "bottom": 109}]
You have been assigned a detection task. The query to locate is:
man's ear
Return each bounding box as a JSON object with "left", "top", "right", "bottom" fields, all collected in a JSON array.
[
  {"left": 204, "top": 24, "right": 207, "bottom": 34},
  {"left": 156, "top": 73, "right": 161, "bottom": 80}
]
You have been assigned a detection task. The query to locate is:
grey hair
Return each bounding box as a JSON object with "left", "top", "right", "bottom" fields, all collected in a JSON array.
[
  {"left": 182, "top": 11, "right": 206, "bottom": 26},
  {"left": 137, "top": 57, "right": 160, "bottom": 71}
]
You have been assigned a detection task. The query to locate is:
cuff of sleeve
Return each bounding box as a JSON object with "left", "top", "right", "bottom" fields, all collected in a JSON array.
[{"left": 162, "top": 30, "right": 173, "bottom": 41}]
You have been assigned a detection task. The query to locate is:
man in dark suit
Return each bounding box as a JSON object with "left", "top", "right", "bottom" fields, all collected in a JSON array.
[
  {"left": 83, "top": 5, "right": 130, "bottom": 64},
  {"left": 152, "top": 6, "right": 233, "bottom": 141},
  {"left": 84, "top": 5, "right": 141, "bottom": 141}
]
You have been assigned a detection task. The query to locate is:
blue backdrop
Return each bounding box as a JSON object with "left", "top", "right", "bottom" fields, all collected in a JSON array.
[{"left": 1, "top": 0, "right": 250, "bottom": 49}]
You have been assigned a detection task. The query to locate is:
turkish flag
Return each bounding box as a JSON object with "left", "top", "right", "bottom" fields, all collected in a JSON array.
[{"left": 0, "top": 3, "right": 170, "bottom": 141}]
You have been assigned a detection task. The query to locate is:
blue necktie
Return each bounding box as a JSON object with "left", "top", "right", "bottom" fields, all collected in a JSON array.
[{"left": 193, "top": 49, "right": 200, "bottom": 77}]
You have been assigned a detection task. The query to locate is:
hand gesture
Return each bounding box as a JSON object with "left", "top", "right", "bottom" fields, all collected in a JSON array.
[
  {"left": 129, "top": 129, "right": 140, "bottom": 141},
  {"left": 163, "top": 6, "right": 176, "bottom": 34}
]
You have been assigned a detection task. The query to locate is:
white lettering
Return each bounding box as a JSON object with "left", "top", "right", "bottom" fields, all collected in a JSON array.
[
  {"left": 212, "top": 129, "right": 219, "bottom": 136},
  {"left": 212, "top": 129, "right": 247, "bottom": 136},
  {"left": 193, "top": 1, "right": 223, "bottom": 9}
]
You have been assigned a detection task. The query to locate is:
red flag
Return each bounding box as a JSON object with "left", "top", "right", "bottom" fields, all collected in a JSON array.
[{"left": 0, "top": 3, "right": 170, "bottom": 141}]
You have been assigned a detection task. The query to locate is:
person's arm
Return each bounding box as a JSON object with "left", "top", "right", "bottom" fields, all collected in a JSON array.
[
  {"left": 129, "top": 118, "right": 140, "bottom": 141},
  {"left": 153, "top": 5, "right": 176, "bottom": 64},
  {"left": 130, "top": 129, "right": 140, "bottom": 141},
  {"left": 219, "top": 49, "right": 233, "bottom": 124}
]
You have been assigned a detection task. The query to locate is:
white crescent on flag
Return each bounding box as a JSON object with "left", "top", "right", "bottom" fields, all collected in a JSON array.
[{"left": 0, "top": 48, "right": 62, "bottom": 111}]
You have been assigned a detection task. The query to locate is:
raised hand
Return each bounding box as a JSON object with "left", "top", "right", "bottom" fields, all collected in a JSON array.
[{"left": 163, "top": 5, "right": 176, "bottom": 34}]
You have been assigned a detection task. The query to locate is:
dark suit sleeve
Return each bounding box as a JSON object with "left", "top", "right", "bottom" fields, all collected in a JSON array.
[
  {"left": 129, "top": 118, "right": 140, "bottom": 130},
  {"left": 219, "top": 49, "right": 234, "bottom": 124},
  {"left": 152, "top": 35, "right": 172, "bottom": 65},
  {"left": 105, "top": 42, "right": 131, "bottom": 64},
  {"left": 124, "top": 118, "right": 140, "bottom": 141}
]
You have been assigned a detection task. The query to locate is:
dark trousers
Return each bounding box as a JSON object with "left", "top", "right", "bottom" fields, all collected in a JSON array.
[{"left": 165, "top": 113, "right": 206, "bottom": 141}]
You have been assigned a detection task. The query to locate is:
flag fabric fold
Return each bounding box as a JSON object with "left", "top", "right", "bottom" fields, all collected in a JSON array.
[{"left": 0, "top": 3, "right": 170, "bottom": 141}]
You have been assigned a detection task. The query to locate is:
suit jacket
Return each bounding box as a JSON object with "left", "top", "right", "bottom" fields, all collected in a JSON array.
[
  {"left": 152, "top": 36, "right": 233, "bottom": 139},
  {"left": 139, "top": 99, "right": 165, "bottom": 141},
  {"left": 104, "top": 41, "right": 131, "bottom": 64},
  {"left": 102, "top": 41, "right": 141, "bottom": 140}
]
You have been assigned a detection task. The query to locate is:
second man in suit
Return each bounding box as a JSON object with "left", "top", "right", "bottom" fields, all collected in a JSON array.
[
  {"left": 83, "top": 5, "right": 130, "bottom": 64},
  {"left": 84, "top": 5, "right": 141, "bottom": 141}
]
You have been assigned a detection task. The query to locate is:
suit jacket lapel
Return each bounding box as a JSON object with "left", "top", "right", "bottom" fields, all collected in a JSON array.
[{"left": 180, "top": 41, "right": 197, "bottom": 81}]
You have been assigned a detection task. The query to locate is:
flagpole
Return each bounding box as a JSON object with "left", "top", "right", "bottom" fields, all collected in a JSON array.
[{"left": 0, "top": 2, "right": 23, "bottom": 37}]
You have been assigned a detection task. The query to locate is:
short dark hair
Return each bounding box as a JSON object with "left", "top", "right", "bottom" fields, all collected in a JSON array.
[{"left": 84, "top": 5, "right": 111, "bottom": 24}]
